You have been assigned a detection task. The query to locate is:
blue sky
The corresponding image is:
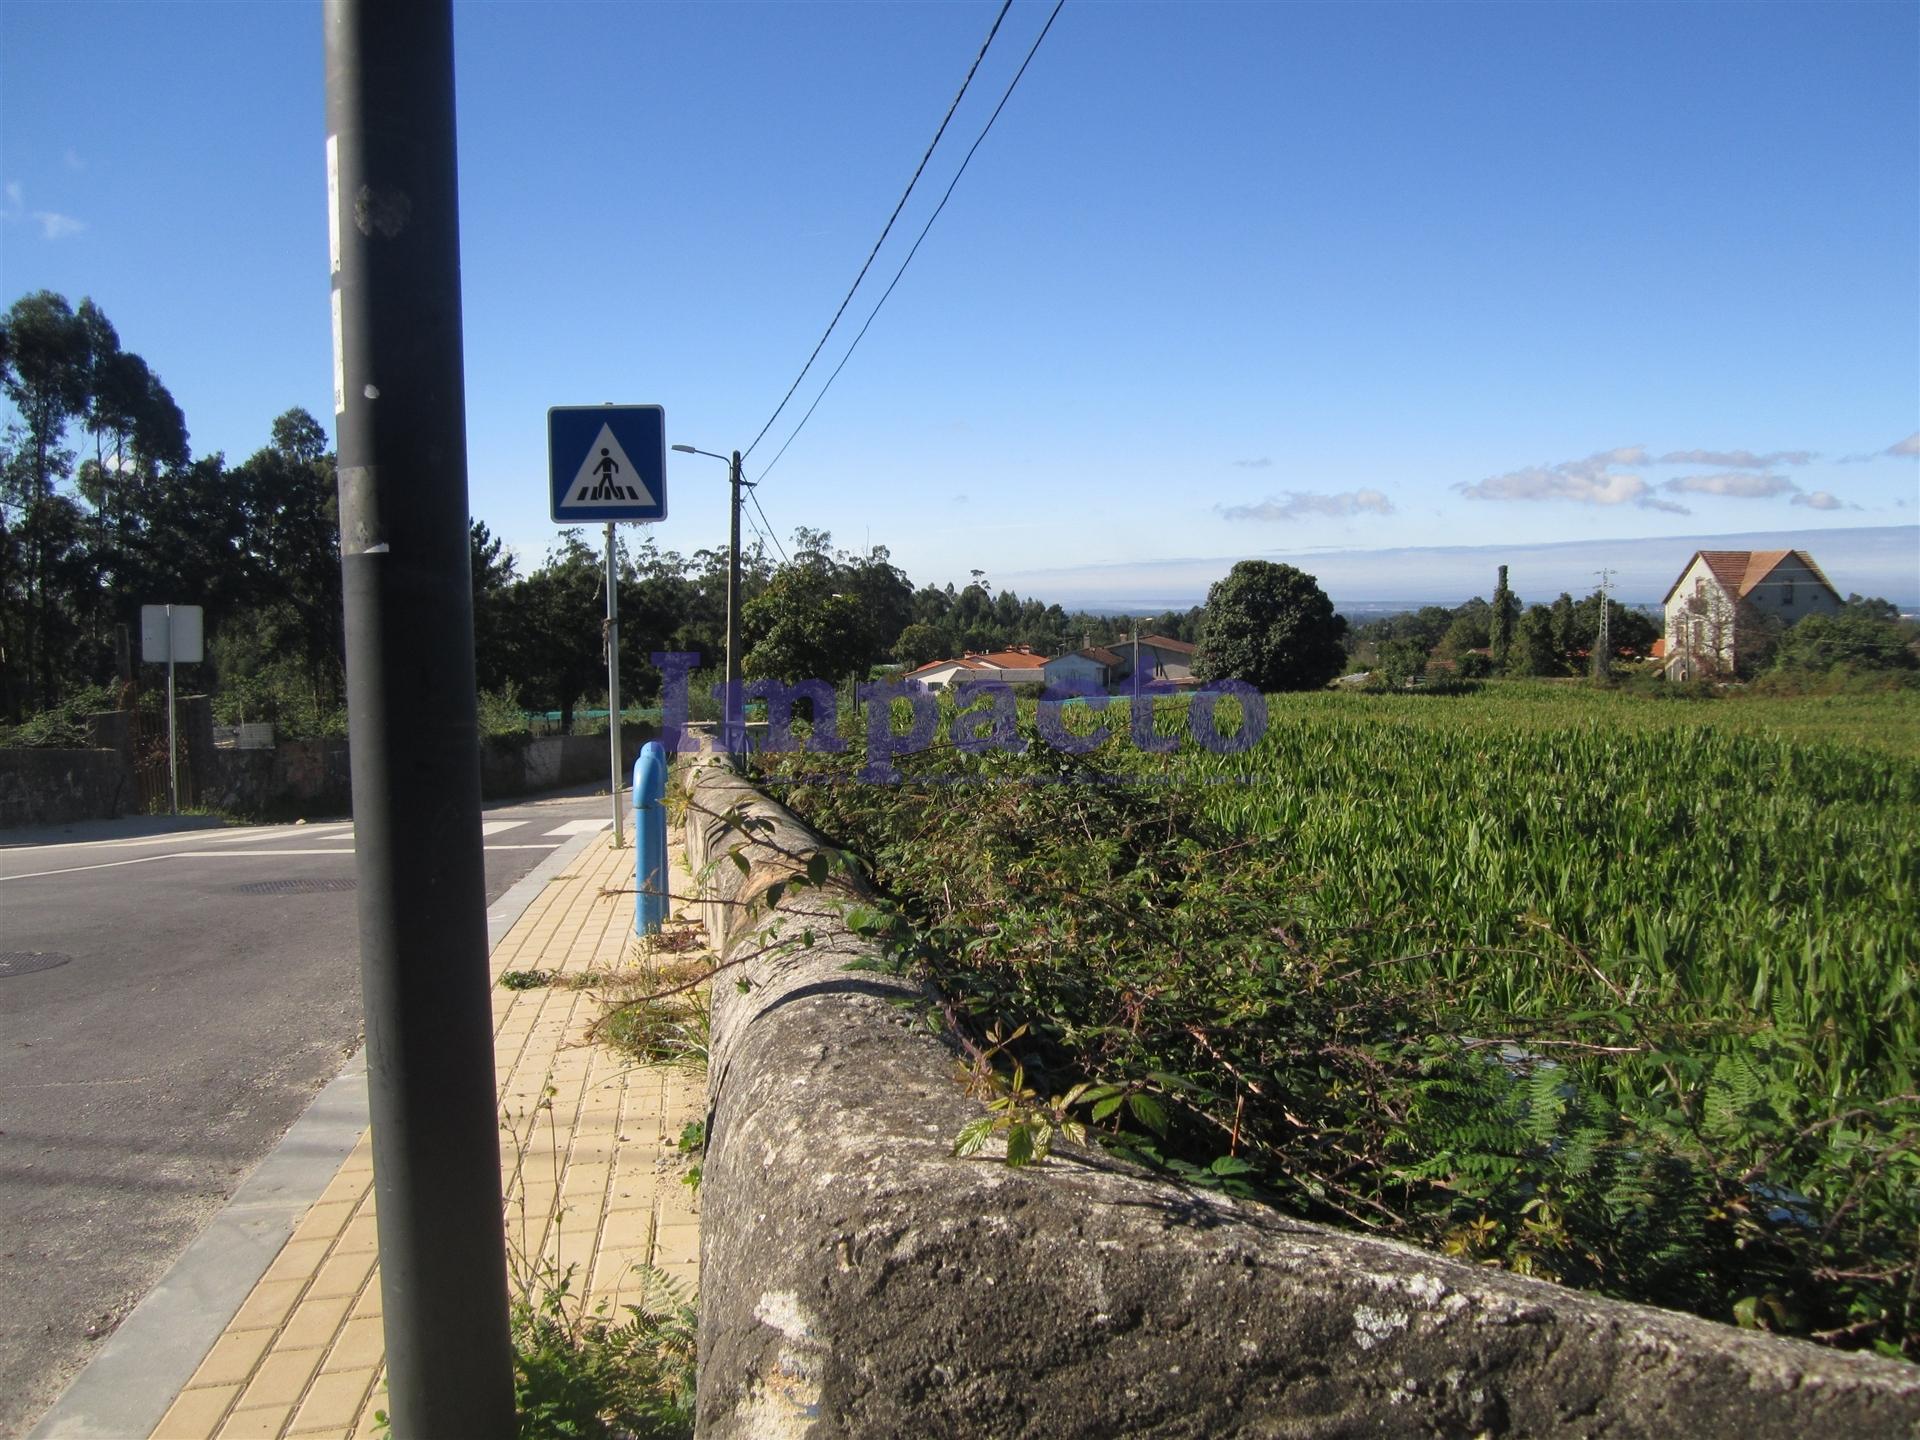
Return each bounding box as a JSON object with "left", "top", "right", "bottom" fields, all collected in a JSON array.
[{"left": 3, "top": 1, "right": 1916, "bottom": 604}]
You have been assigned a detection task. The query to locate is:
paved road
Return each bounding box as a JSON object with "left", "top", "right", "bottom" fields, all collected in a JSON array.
[{"left": 0, "top": 789, "right": 622, "bottom": 1437}]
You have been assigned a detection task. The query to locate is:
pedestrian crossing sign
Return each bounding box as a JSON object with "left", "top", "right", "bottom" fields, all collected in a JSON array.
[{"left": 548, "top": 404, "right": 667, "bottom": 523}]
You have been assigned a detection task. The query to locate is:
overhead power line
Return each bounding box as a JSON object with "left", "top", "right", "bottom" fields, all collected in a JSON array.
[
  {"left": 749, "top": 487, "right": 790, "bottom": 564},
  {"left": 754, "top": 0, "right": 1067, "bottom": 486},
  {"left": 743, "top": 0, "right": 1016, "bottom": 463}
]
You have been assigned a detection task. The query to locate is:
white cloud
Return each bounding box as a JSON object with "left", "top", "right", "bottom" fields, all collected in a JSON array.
[
  {"left": 1657, "top": 448, "right": 1814, "bottom": 468},
  {"left": 1790, "top": 491, "right": 1845, "bottom": 510},
  {"left": 1218, "top": 488, "right": 1394, "bottom": 522},
  {"left": 33, "top": 211, "right": 86, "bottom": 240},
  {"left": 1661, "top": 471, "right": 1798, "bottom": 499},
  {"left": 63, "top": 148, "right": 86, "bottom": 172},
  {"left": 1232, "top": 457, "right": 1273, "bottom": 469},
  {"left": 2, "top": 183, "right": 87, "bottom": 239},
  {"left": 1839, "top": 432, "right": 1920, "bottom": 463},
  {"left": 1456, "top": 446, "right": 1665, "bottom": 508}
]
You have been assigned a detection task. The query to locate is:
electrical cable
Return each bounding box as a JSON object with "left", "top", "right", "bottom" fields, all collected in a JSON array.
[
  {"left": 742, "top": 0, "right": 1015, "bottom": 463},
  {"left": 748, "top": 487, "right": 790, "bottom": 564},
  {"left": 753, "top": 0, "right": 1066, "bottom": 486}
]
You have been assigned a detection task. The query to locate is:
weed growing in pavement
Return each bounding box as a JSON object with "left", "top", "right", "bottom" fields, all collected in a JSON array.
[
  {"left": 493, "top": 1089, "right": 696, "bottom": 1438},
  {"left": 592, "top": 981, "right": 711, "bottom": 1071},
  {"left": 499, "top": 969, "right": 556, "bottom": 991},
  {"left": 508, "top": 1258, "right": 695, "bottom": 1440}
]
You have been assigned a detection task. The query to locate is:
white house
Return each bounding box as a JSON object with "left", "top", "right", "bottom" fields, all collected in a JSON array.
[
  {"left": 1110, "top": 635, "right": 1197, "bottom": 686},
  {"left": 1661, "top": 549, "right": 1842, "bottom": 679},
  {"left": 1041, "top": 646, "right": 1120, "bottom": 692},
  {"left": 904, "top": 647, "right": 1051, "bottom": 691}
]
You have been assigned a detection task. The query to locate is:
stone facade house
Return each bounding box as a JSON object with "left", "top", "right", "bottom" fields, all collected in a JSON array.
[{"left": 1661, "top": 549, "right": 1842, "bottom": 680}]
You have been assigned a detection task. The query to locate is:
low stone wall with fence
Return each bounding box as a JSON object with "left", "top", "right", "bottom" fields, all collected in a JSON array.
[
  {"left": 2, "top": 721, "right": 662, "bottom": 828},
  {"left": 682, "top": 752, "right": 1920, "bottom": 1438}
]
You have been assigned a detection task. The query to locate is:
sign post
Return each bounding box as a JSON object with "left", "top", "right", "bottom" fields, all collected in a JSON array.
[
  {"left": 141, "top": 603, "right": 203, "bottom": 815},
  {"left": 548, "top": 405, "right": 666, "bottom": 841},
  {"left": 604, "top": 521, "right": 622, "bottom": 846}
]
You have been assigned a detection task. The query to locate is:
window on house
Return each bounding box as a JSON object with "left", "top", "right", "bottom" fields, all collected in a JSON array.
[
  {"left": 1783, "top": 579, "right": 1795, "bottom": 606},
  {"left": 1695, "top": 578, "right": 1706, "bottom": 599}
]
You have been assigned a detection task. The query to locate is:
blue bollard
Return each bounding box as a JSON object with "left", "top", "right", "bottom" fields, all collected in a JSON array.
[{"left": 633, "top": 741, "right": 669, "bottom": 936}]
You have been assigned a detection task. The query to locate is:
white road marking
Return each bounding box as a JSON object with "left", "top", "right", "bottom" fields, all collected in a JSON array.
[
  {"left": 0, "top": 853, "right": 176, "bottom": 881},
  {"left": 544, "top": 819, "right": 612, "bottom": 836},
  {"left": 0, "top": 821, "right": 353, "bottom": 856},
  {"left": 3, "top": 813, "right": 589, "bottom": 879},
  {"left": 201, "top": 824, "right": 353, "bottom": 846},
  {"left": 0, "top": 848, "right": 357, "bottom": 882}
]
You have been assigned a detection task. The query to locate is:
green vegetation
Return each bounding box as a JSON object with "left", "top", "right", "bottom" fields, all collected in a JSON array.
[
  {"left": 506, "top": 1265, "right": 695, "bottom": 1440},
  {"left": 759, "top": 683, "right": 1920, "bottom": 1359},
  {"left": 1192, "top": 560, "right": 1348, "bottom": 692}
]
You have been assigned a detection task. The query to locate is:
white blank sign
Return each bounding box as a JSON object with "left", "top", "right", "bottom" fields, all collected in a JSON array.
[{"left": 141, "top": 604, "right": 204, "bottom": 663}]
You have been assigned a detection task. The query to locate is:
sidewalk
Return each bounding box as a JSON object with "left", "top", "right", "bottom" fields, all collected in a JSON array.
[{"left": 145, "top": 832, "right": 705, "bottom": 1440}]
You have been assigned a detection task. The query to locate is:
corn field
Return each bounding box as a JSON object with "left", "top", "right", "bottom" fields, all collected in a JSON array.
[{"left": 763, "top": 684, "right": 1920, "bottom": 1358}]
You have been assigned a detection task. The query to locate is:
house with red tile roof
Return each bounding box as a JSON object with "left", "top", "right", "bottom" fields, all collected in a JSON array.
[
  {"left": 903, "top": 646, "right": 1049, "bottom": 691},
  {"left": 1661, "top": 549, "right": 1842, "bottom": 679}
]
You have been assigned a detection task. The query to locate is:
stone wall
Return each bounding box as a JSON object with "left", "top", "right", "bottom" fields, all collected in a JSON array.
[
  {"left": 684, "top": 755, "right": 1920, "bottom": 1439},
  {"left": 2, "top": 724, "right": 662, "bottom": 828},
  {"left": 0, "top": 748, "right": 130, "bottom": 828},
  {"left": 203, "top": 738, "right": 355, "bottom": 819}
]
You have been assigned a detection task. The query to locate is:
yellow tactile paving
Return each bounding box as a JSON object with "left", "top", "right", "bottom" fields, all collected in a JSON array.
[{"left": 150, "top": 830, "right": 706, "bottom": 1440}]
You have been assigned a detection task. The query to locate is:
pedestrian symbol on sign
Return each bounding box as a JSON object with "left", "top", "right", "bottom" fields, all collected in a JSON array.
[
  {"left": 584, "top": 446, "right": 638, "bottom": 502},
  {"left": 556, "top": 421, "right": 657, "bottom": 514}
]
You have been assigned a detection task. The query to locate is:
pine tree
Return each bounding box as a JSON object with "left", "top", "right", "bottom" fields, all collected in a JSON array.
[{"left": 1489, "top": 565, "right": 1515, "bottom": 672}]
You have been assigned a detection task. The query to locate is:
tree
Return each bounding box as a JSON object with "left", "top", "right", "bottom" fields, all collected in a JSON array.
[
  {"left": 1378, "top": 640, "right": 1428, "bottom": 689},
  {"left": 1438, "top": 599, "right": 1491, "bottom": 657},
  {"left": 1193, "top": 561, "right": 1347, "bottom": 692},
  {"left": 1548, "top": 593, "right": 1580, "bottom": 671},
  {"left": 1, "top": 292, "right": 93, "bottom": 712},
  {"left": 470, "top": 519, "right": 520, "bottom": 692},
  {"left": 1772, "top": 609, "right": 1919, "bottom": 673},
  {"left": 1489, "top": 565, "right": 1516, "bottom": 672},
  {"left": 1509, "top": 604, "right": 1560, "bottom": 676},
  {"left": 510, "top": 532, "right": 606, "bottom": 731},
  {"left": 893, "top": 621, "right": 946, "bottom": 669},
  {"left": 740, "top": 564, "right": 866, "bottom": 684}
]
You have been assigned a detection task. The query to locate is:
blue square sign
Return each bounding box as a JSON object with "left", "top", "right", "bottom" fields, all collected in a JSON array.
[{"left": 548, "top": 404, "right": 666, "bottom": 523}]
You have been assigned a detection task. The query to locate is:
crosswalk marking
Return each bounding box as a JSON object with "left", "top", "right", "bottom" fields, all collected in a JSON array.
[
  {"left": 544, "top": 819, "right": 612, "bottom": 837},
  {"left": 481, "top": 820, "right": 529, "bottom": 836}
]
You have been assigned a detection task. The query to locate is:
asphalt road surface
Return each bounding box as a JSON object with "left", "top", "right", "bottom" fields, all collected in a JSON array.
[{"left": 0, "top": 787, "right": 620, "bottom": 1437}]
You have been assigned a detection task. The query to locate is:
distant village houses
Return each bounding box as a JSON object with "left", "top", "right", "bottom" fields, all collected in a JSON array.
[
  {"left": 904, "top": 635, "right": 1198, "bottom": 694},
  {"left": 1660, "top": 549, "right": 1841, "bottom": 680}
]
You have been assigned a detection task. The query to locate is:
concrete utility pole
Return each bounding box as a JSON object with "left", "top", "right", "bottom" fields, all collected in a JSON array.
[
  {"left": 672, "top": 443, "right": 749, "bottom": 756},
  {"left": 726, "top": 449, "right": 744, "bottom": 756},
  {"left": 324, "top": 2, "right": 516, "bottom": 1435}
]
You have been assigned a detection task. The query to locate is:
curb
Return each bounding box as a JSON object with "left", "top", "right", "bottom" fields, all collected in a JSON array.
[{"left": 27, "top": 825, "right": 614, "bottom": 1440}]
